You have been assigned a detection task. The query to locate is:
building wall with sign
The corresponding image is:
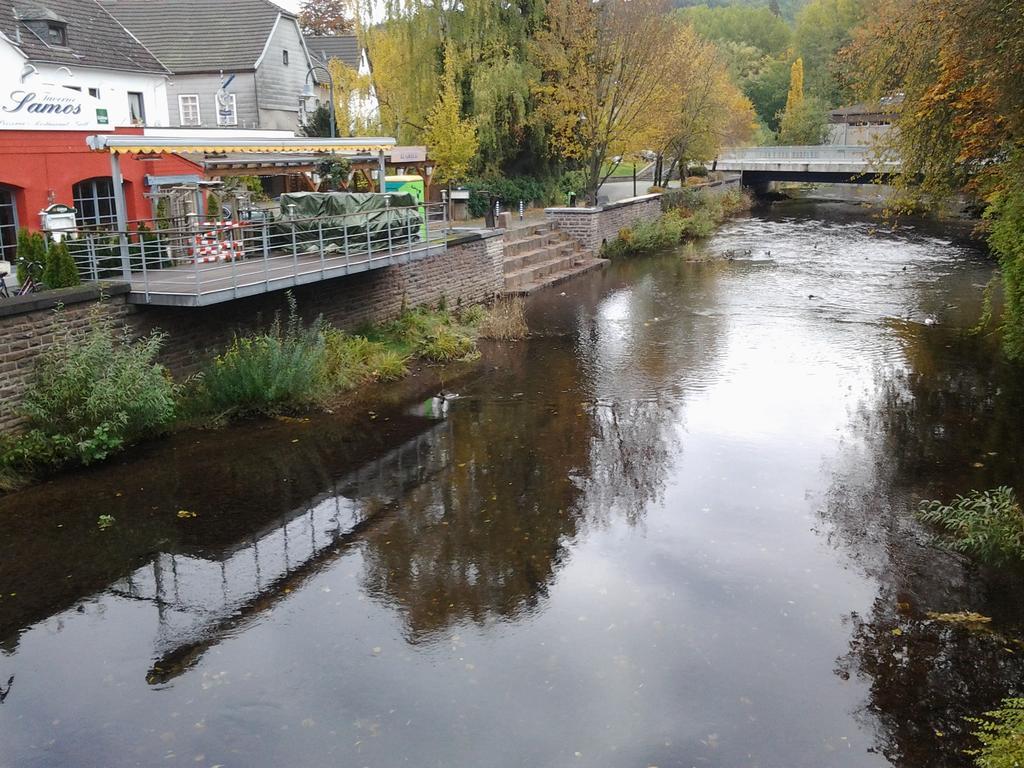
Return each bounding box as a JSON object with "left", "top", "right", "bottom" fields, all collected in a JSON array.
[{"left": 0, "top": 40, "right": 170, "bottom": 128}]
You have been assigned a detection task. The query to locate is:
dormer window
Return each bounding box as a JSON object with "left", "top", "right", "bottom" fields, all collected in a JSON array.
[
  {"left": 282, "top": 50, "right": 289, "bottom": 65},
  {"left": 47, "top": 22, "right": 66, "bottom": 46}
]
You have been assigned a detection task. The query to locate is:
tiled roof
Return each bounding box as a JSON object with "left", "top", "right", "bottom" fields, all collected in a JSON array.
[
  {"left": 304, "top": 34, "right": 359, "bottom": 70},
  {"left": 0, "top": 0, "right": 168, "bottom": 73},
  {"left": 103, "top": 0, "right": 291, "bottom": 73}
]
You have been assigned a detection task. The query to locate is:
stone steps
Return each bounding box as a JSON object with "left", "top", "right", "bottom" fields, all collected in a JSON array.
[
  {"left": 503, "top": 241, "right": 577, "bottom": 274},
  {"left": 500, "top": 220, "right": 607, "bottom": 294},
  {"left": 502, "top": 258, "right": 608, "bottom": 296}
]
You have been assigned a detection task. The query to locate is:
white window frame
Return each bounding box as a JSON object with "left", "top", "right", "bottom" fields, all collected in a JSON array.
[
  {"left": 178, "top": 94, "right": 201, "bottom": 126},
  {"left": 216, "top": 93, "right": 238, "bottom": 126},
  {"left": 127, "top": 91, "right": 146, "bottom": 125}
]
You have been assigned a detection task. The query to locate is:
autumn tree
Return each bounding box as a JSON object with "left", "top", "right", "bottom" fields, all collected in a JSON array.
[
  {"left": 326, "top": 58, "right": 376, "bottom": 136},
  {"left": 532, "top": 0, "right": 678, "bottom": 204},
  {"left": 652, "top": 23, "right": 757, "bottom": 182},
  {"left": 299, "top": 0, "right": 353, "bottom": 35},
  {"left": 777, "top": 57, "right": 828, "bottom": 144},
  {"left": 423, "top": 44, "right": 479, "bottom": 185},
  {"left": 848, "top": 0, "right": 1024, "bottom": 358}
]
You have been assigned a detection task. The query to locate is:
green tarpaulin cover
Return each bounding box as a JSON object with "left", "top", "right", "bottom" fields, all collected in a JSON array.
[{"left": 273, "top": 192, "right": 423, "bottom": 253}]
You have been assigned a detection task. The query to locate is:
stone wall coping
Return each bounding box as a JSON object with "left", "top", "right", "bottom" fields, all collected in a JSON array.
[
  {"left": 446, "top": 229, "right": 504, "bottom": 247},
  {"left": 545, "top": 193, "right": 662, "bottom": 215},
  {"left": 0, "top": 282, "right": 130, "bottom": 319}
]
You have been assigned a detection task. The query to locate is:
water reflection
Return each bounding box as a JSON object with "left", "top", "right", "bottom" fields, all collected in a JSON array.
[
  {"left": 822, "top": 302, "right": 1024, "bottom": 765},
  {"left": 0, "top": 199, "right": 1018, "bottom": 768}
]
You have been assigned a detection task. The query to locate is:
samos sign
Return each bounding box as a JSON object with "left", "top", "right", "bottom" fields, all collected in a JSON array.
[{"left": 0, "top": 81, "right": 109, "bottom": 131}]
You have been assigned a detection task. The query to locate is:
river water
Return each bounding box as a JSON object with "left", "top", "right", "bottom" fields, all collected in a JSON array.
[{"left": 2, "top": 199, "right": 1023, "bottom": 768}]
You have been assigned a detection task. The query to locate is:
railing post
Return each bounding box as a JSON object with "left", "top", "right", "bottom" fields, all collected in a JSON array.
[
  {"left": 140, "top": 232, "right": 150, "bottom": 303},
  {"left": 261, "top": 220, "right": 270, "bottom": 292},
  {"left": 317, "top": 219, "right": 325, "bottom": 279},
  {"left": 385, "top": 197, "right": 394, "bottom": 262},
  {"left": 343, "top": 210, "right": 350, "bottom": 274},
  {"left": 423, "top": 204, "right": 430, "bottom": 259},
  {"left": 366, "top": 215, "right": 372, "bottom": 262},
  {"left": 290, "top": 219, "right": 299, "bottom": 287}
]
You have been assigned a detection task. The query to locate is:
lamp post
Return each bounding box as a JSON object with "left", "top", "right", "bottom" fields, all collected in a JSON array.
[{"left": 303, "top": 64, "right": 335, "bottom": 138}]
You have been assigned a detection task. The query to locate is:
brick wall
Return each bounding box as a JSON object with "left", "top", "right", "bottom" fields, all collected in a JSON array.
[
  {"left": 544, "top": 194, "right": 663, "bottom": 254},
  {"left": 132, "top": 232, "right": 505, "bottom": 375},
  {"left": 0, "top": 233, "right": 504, "bottom": 435},
  {"left": 0, "top": 284, "right": 134, "bottom": 434}
]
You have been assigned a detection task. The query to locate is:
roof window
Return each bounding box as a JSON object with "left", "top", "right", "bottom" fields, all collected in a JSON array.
[{"left": 47, "top": 22, "right": 66, "bottom": 46}]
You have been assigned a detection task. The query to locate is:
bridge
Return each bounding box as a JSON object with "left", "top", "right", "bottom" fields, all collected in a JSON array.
[{"left": 715, "top": 145, "right": 900, "bottom": 190}]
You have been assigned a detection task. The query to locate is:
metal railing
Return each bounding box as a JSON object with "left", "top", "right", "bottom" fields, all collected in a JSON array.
[{"left": 58, "top": 201, "right": 450, "bottom": 305}]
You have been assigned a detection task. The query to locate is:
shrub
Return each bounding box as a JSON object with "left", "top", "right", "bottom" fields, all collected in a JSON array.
[
  {"left": 41, "top": 240, "right": 80, "bottom": 289},
  {"left": 16, "top": 228, "right": 45, "bottom": 285},
  {"left": 917, "top": 487, "right": 1024, "bottom": 566},
  {"left": 197, "top": 296, "right": 327, "bottom": 416},
  {"left": 478, "top": 297, "right": 528, "bottom": 340},
  {"left": 968, "top": 697, "right": 1024, "bottom": 768},
  {"left": 1, "top": 307, "right": 175, "bottom": 471}
]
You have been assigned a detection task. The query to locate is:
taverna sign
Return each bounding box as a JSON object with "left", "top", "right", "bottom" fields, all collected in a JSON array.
[{"left": 0, "top": 78, "right": 109, "bottom": 131}]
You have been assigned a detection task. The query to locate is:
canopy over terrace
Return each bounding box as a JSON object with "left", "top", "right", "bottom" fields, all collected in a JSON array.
[{"left": 85, "top": 134, "right": 398, "bottom": 235}]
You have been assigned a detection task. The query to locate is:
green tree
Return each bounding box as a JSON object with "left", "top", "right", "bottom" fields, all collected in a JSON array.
[
  {"left": 793, "top": 0, "right": 865, "bottom": 105},
  {"left": 745, "top": 56, "right": 793, "bottom": 132},
  {"left": 678, "top": 4, "right": 791, "bottom": 57}
]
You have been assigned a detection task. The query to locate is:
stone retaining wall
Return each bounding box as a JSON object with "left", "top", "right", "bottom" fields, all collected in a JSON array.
[
  {"left": 543, "top": 177, "right": 742, "bottom": 255},
  {"left": 0, "top": 233, "right": 504, "bottom": 435},
  {"left": 544, "top": 194, "right": 663, "bottom": 255}
]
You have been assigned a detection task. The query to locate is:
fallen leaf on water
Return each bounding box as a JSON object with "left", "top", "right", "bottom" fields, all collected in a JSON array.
[
  {"left": 177, "top": 510, "right": 197, "bottom": 519},
  {"left": 891, "top": 628, "right": 903, "bottom": 637}
]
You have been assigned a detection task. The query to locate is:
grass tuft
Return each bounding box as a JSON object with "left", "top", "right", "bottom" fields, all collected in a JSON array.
[{"left": 478, "top": 297, "right": 529, "bottom": 340}]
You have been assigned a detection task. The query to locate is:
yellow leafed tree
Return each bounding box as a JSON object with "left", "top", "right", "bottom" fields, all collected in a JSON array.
[
  {"left": 424, "top": 44, "right": 479, "bottom": 185},
  {"left": 650, "top": 22, "right": 757, "bottom": 181},
  {"left": 532, "top": 0, "right": 678, "bottom": 203},
  {"left": 784, "top": 57, "right": 805, "bottom": 114},
  {"left": 326, "top": 58, "right": 377, "bottom": 136}
]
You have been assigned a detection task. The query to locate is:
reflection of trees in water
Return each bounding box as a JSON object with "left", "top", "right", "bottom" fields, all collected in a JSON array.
[
  {"left": 838, "top": 597, "right": 1024, "bottom": 767},
  {"left": 823, "top": 324, "right": 1024, "bottom": 766},
  {"left": 578, "top": 399, "right": 682, "bottom": 526},
  {"left": 360, "top": 345, "right": 593, "bottom": 642},
  {"left": 360, "top": 260, "right": 727, "bottom": 641}
]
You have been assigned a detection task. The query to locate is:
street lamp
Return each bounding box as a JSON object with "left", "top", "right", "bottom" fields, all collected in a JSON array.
[{"left": 303, "top": 64, "right": 335, "bottom": 138}]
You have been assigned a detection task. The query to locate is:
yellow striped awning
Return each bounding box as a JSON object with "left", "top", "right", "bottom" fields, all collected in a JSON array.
[{"left": 86, "top": 135, "right": 397, "bottom": 155}]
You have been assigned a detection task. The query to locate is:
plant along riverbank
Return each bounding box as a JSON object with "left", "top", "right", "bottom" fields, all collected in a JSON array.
[
  {"left": 0, "top": 295, "right": 528, "bottom": 493},
  {"left": 601, "top": 187, "right": 752, "bottom": 259}
]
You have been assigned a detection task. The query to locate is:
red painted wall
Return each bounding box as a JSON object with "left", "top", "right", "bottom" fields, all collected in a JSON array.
[{"left": 0, "top": 127, "right": 201, "bottom": 229}]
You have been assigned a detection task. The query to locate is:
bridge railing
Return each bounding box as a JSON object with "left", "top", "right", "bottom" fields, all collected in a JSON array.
[{"left": 717, "top": 145, "right": 898, "bottom": 165}]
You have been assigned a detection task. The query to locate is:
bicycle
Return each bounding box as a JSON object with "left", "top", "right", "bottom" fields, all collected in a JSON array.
[{"left": 0, "top": 258, "right": 41, "bottom": 298}]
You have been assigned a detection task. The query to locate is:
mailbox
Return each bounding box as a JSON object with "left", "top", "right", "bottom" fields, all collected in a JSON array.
[
  {"left": 449, "top": 188, "right": 471, "bottom": 221},
  {"left": 39, "top": 204, "right": 78, "bottom": 242}
]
